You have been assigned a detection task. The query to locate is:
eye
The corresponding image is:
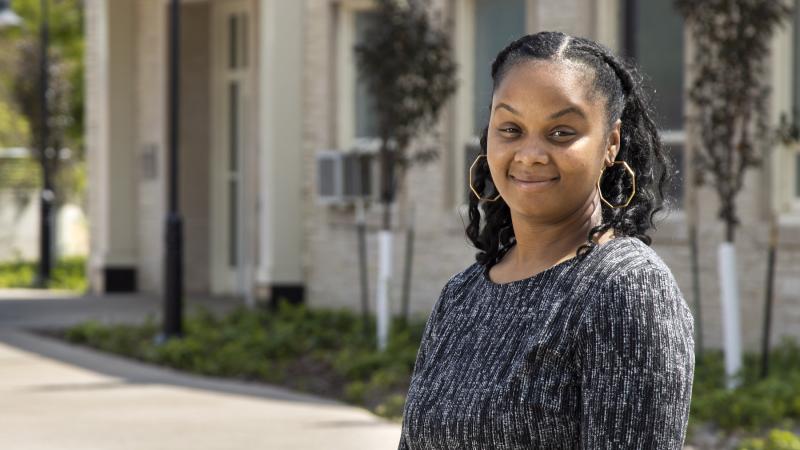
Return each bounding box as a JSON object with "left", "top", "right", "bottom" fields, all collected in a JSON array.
[
  {"left": 497, "top": 126, "right": 521, "bottom": 136},
  {"left": 550, "top": 129, "right": 576, "bottom": 141}
]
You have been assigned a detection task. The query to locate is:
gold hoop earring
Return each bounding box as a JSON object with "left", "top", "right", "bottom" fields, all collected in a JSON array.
[
  {"left": 597, "top": 161, "right": 636, "bottom": 208},
  {"left": 468, "top": 154, "right": 501, "bottom": 202}
]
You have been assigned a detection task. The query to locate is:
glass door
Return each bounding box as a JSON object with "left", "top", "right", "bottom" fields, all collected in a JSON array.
[{"left": 211, "top": 0, "right": 253, "bottom": 295}]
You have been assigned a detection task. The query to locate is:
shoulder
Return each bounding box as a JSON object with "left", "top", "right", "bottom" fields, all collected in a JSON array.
[
  {"left": 594, "top": 235, "right": 673, "bottom": 275},
  {"left": 580, "top": 238, "right": 694, "bottom": 353},
  {"left": 597, "top": 236, "right": 683, "bottom": 299},
  {"left": 442, "top": 260, "right": 485, "bottom": 295}
]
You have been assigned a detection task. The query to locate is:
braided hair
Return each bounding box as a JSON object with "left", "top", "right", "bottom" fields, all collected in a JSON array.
[{"left": 465, "top": 31, "right": 674, "bottom": 268}]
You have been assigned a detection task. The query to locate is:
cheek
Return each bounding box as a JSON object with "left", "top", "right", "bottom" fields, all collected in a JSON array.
[
  {"left": 556, "top": 151, "right": 601, "bottom": 190},
  {"left": 486, "top": 142, "right": 508, "bottom": 179}
]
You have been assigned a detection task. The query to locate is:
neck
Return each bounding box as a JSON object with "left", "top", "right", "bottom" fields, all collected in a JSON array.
[{"left": 506, "top": 193, "right": 607, "bottom": 267}]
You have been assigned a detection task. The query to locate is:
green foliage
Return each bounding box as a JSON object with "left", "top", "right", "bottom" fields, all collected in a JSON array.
[
  {"left": 56, "top": 299, "right": 800, "bottom": 430},
  {"left": 0, "top": 255, "right": 87, "bottom": 290},
  {"left": 691, "top": 336, "right": 800, "bottom": 433},
  {"left": 0, "top": 0, "right": 84, "bottom": 146},
  {"left": 738, "top": 428, "right": 800, "bottom": 450},
  {"left": 0, "top": 0, "right": 85, "bottom": 205},
  {"left": 672, "top": 0, "right": 792, "bottom": 237},
  {"left": 0, "top": 156, "right": 39, "bottom": 189},
  {"left": 61, "top": 299, "right": 429, "bottom": 420},
  {"left": 0, "top": 100, "right": 29, "bottom": 147}
]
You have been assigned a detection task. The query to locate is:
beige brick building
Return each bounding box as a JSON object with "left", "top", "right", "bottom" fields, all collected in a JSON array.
[{"left": 85, "top": 0, "right": 800, "bottom": 352}]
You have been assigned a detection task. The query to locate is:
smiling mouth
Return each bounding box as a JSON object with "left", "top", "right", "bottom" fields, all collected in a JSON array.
[
  {"left": 509, "top": 175, "right": 559, "bottom": 192},
  {"left": 510, "top": 175, "right": 559, "bottom": 184}
]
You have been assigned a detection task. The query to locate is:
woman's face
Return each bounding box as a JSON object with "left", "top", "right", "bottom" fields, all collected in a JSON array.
[{"left": 486, "top": 59, "right": 621, "bottom": 223}]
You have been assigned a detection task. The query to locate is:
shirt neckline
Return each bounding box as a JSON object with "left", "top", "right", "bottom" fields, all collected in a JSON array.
[{"left": 480, "top": 236, "right": 632, "bottom": 287}]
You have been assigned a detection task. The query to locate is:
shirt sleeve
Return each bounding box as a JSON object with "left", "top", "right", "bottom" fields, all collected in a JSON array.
[
  {"left": 397, "top": 277, "right": 454, "bottom": 450},
  {"left": 576, "top": 264, "right": 695, "bottom": 449}
]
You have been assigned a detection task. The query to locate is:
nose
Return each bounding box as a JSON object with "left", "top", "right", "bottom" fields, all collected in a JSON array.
[{"left": 512, "top": 137, "right": 550, "bottom": 166}]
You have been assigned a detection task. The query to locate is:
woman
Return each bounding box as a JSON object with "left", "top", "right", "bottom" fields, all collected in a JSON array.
[{"left": 398, "top": 31, "right": 695, "bottom": 449}]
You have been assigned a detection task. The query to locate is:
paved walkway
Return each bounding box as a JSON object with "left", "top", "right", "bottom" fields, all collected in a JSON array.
[{"left": 0, "top": 290, "right": 402, "bottom": 450}]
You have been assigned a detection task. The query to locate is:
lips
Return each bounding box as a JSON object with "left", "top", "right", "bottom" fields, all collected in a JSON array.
[
  {"left": 509, "top": 174, "right": 559, "bottom": 192},
  {"left": 510, "top": 174, "right": 559, "bottom": 183}
]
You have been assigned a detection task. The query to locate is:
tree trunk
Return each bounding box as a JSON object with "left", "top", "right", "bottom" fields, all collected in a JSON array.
[
  {"left": 760, "top": 214, "right": 778, "bottom": 378},
  {"left": 686, "top": 166, "right": 703, "bottom": 359},
  {"left": 356, "top": 199, "right": 371, "bottom": 338},
  {"left": 401, "top": 202, "right": 415, "bottom": 325}
]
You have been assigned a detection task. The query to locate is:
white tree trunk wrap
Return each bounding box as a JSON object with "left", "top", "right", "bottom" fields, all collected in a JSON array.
[
  {"left": 718, "top": 241, "right": 743, "bottom": 390},
  {"left": 377, "top": 229, "right": 393, "bottom": 351}
]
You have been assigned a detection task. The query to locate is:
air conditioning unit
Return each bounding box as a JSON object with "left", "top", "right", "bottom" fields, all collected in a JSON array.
[{"left": 315, "top": 147, "right": 380, "bottom": 205}]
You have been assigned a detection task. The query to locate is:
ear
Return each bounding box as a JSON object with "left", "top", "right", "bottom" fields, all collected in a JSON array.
[{"left": 604, "top": 119, "right": 622, "bottom": 166}]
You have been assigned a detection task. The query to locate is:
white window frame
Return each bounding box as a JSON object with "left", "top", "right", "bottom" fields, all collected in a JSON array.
[
  {"left": 625, "top": 0, "right": 687, "bottom": 221},
  {"left": 209, "top": 0, "right": 257, "bottom": 296},
  {"left": 335, "top": 0, "right": 381, "bottom": 153},
  {"left": 770, "top": 7, "right": 800, "bottom": 223},
  {"left": 789, "top": 145, "right": 800, "bottom": 214}
]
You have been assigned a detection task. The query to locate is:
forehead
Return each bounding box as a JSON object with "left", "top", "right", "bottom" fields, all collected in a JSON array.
[{"left": 492, "top": 59, "right": 601, "bottom": 117}]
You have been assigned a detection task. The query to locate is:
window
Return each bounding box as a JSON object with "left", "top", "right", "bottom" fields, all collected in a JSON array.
[
  {"left": 461, "top": 0, "right": 527, "bottom": 204},
  {"left": 336, "top": 3, "right": 381, "bottom": 150},
  {"left": 794, "top": 0, "right": 800, "bottom": 120},
  {"left": 622, "top": 0, "right": 685, "bottom": 210},
  {"left": 792, "top": 0, "right": 800, "bottom": 205},
  {"left": 795, "top": 153, "right": 800, "bottom": 200},
  {"left": 354, "top": 11, "right": 380, "bottom": 140},
  {"left": 472, "top": 0, "right": 526, "bottom": 135}
]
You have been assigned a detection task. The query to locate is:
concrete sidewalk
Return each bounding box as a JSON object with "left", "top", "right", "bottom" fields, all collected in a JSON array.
[{"left": 0, "top": 290, "right": 402, "bottom": 450}]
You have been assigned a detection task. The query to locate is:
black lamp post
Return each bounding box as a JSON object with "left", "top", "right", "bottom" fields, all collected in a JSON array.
[
  {"left": 36, "top": 0, "right": 54, "bottom": 289},
  {"left": 161, "top": 0, "right": 184, "bottom": 340}
]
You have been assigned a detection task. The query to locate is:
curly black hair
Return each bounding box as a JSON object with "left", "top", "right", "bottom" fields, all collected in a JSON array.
[{"left": 465, "top": 31, "right": 675, "bottom": 269}]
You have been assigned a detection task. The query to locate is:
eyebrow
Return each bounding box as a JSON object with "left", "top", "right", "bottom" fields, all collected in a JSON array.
[
  {"left": 547, "top": 105, "right": 587, "bottom": 120},
  {"left": 494, "top": 102, "right": 522, "bottom": 116},
  {"left": 494, "top": 102, "right": 588, "bottom": 121}
]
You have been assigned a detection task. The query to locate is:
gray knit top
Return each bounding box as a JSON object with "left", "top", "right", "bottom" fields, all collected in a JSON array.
[{"left": 397, "top": 236, "right": 695, "bottom": 449}]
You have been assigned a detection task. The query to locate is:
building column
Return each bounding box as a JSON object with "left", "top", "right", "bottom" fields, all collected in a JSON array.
[
  {"left": 256, "top": 0, "right": 305, "bottom": 305},
  {"left": 85, "top": 0, "right": 139, "bottom": 293}
]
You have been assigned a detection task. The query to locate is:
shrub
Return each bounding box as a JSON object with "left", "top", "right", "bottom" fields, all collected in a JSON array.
[
  {"left": 0, "top": 256, "right": 87, "bottom": 291},
  {"left": 737, "top": 428, "right": 800, "bottom": 450},
  {"left": 60, "top": 300, "right": 427, "bottom": 420},
  {"left": 691, "top": 336, "right": 800, "bottom": 433}
]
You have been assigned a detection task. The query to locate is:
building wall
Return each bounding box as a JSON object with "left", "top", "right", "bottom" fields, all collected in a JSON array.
[
  {"left": 179, "top": 3, "right": 212, "bottom": 294},
  {"left": 302, "top": 0, "right": 800, "bottom": 353},
  {"left": 82, "top": 0, "right": 800, "bottom": 351},
  {"left": 302, "top": 0, "right": 476, "bottom": 316},
  {"left": 256, "top": 0, "right": 306, "bottom": 298},
  {"left": 87, "top": 0, "right": 305, "bottom": 297},
  {"left": 133, "top": 0, "right": 168, "bottom": 294}
]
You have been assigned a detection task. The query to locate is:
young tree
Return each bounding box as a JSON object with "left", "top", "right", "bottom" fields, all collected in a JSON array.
[
  {"left": 674, "top": 0, "right": 792, "bottom": 389},
  {"left": 0, "top": 0, "right": 84, "bottom": 286},
  {"left": 354, "top": 0, "right": 457, "bottom": 351}
]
